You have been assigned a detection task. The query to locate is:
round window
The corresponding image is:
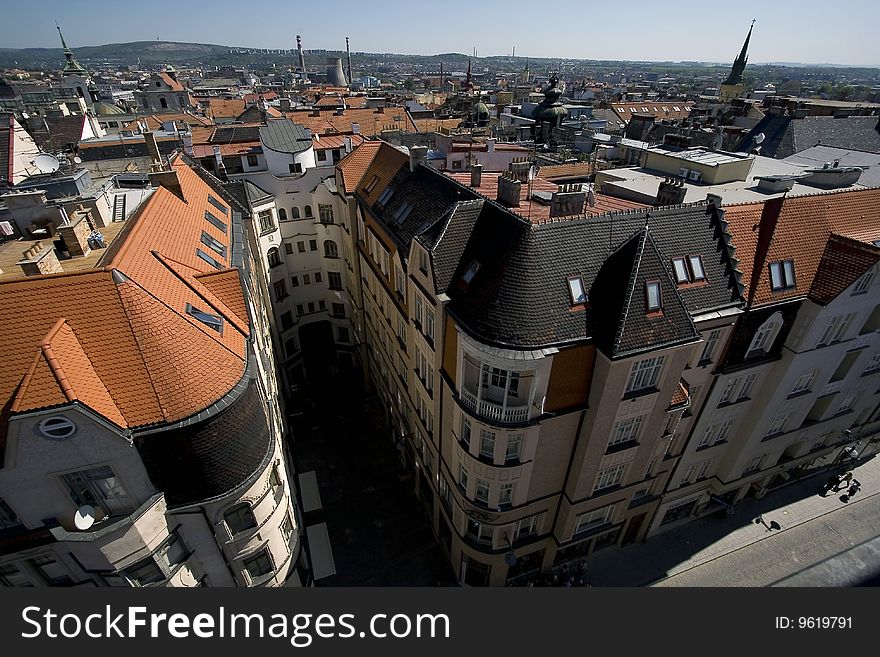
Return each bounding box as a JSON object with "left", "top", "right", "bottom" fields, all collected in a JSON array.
[{"left": 37, "top": 416, "right": 77, "bottom": 440}]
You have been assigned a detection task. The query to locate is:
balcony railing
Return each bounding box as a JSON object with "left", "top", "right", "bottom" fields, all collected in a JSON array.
[{"left": 461, "top": 389, "right": 529, "bottom": 424}]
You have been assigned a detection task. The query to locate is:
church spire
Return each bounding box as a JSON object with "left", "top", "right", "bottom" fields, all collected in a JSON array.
[
  {"left": 724, "top": 19, "right": 754, "bottom": 86},
  {"left": 465, "top": 56, "right": 474, "bottom": 93},
  {"left": 56, "top": 23, "right": 86, "bottom": 75}
]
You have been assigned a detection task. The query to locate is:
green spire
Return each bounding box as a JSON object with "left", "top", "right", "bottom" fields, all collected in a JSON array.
[
  {"left": 724, "top": 19, "right": 754, "bottom": 86},
  {"left": 56, "top": 23, "right": 86, "bottom": 75}
]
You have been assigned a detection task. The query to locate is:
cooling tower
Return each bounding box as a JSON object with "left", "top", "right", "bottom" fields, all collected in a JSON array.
[{"left": 326, "top": 57, "right": 347, "bottom": 86}]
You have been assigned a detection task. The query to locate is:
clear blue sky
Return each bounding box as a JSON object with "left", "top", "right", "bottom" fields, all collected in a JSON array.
[{"left": 2, "top": 0, "right": 878, "bottom": 66}]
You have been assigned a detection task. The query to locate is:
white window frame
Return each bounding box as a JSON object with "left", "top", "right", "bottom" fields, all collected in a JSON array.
[
  {"left": 608, "top": 415, "right": 643, "bottom": 447},
  {"left": 625, "top": 356, "right": 665, "bottom": 393},
  {"left": 593, "top": 463, "right": 626, "bottom": 492}
]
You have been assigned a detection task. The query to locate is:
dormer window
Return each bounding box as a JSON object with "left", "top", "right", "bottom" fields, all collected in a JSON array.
[
  {"left": 769, "top": 260, "right": 796, "bottom": 291},
  {"left": 568, "top": 276, "right": 587, "bottom": 305},
  {"left": 672, "top": 255, "right": 706, "bottom": 284},
  {"left": 646, "top": 281, "right": 662, "bottom": 312},
  {"left": 186, "top": 304, "right": 223, "bottom": 333},
  {"left": 461, "top": 260, "right": 480, "bottom": 285}
]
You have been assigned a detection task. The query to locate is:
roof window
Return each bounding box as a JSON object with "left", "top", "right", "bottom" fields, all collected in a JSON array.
[
  {"left": 186, "top": 303, "right": 223, "bottom": 332},
  {"left": 646, "top": 281, "right": 662, "bottom": 312},
  {"left": 462, "top": 260, "right": 481, "bottom": 285},
  {"left": 196, "top": 248, "right": 223, "bottom": 270},
  {"left": 769, "top": 260, "right": 796, "bottom": 291},
  {"left": 672, "top": 255, "right": 706, "bottom": 284},
  {"left": 568, "top": 276, "right": 587, "bottom": 305},
  {"left": 205, "top": 209, "right": 227, "bottom": 234},
  {"left": 207, "top": 195, "right": 228, "bottom": 216},
  {"left": 393, "top": 202, "right": 413, "bottom": 224},
  {"left": 364, "top": 175, "right": 380, "bottom": 194},
  {"left": 377, "top": 186, "right": 395, "bottom": 206},
  {"left": 200, "top": 231, "right": 226, "bottom": 258}
]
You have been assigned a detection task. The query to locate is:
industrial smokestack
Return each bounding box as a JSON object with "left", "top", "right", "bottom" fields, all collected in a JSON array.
[
  {"left": 346, "top": 37, "right": 353, "bottom": 87},
  {"left": 326, "top": 57, "right": 347, "bottom": 86},
  {"left": 296, "top": 35, "right": 306, "bottom": 71}
]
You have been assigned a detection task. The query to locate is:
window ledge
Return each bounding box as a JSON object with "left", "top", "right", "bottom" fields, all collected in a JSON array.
[
  {"left": 605, "top": 440, "right": 639, "bottom": 455},
  {"left": 622, "top": 387, "right": 659, "bottom": 401}
]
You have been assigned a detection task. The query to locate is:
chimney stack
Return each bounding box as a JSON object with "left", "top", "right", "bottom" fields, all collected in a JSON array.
[
  {"left": 18, "top": 241, "right": 63, "bottom": 276},
  {"left": 470, "top": 164, "right": 483, "bottom": 187},
  {"left": 508, "top": 158, "right": 531, "bottom": 183},
  {"left": 409, "top": 146, "right": 428, "bottom": 172},
  {"left": 346, "top": 37, "right": 353, "bottom": 87},
  {"left": 143, "top": 131, "right": 163, "bottom": 171},
  {"left": 496, "top": 171, "right": 522, "bottom": 207},
  {"left": 550, "top": 184, "right": 587, "bottom": 217}
]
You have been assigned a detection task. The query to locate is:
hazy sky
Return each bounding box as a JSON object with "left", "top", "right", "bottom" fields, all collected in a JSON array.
[{"left": 2, "top": 0, "right": 878, "bottom": 66}]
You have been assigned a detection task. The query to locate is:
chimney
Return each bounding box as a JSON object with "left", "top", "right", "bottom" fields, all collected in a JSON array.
[
  {"left": 346, "top": 37, "right": 353, "bottom": 86},
  {"left": 486, "top": 138, "right": 496, "bottom": 153},
  {"left": 279, "top": 97, "right": 292, "bottom": 111},
  {"left": 470, "top": 164, "right": 483, "bottom": 187},
  {"left": 550, "top": 184, "right": 587, "bottom": 217},
  {"left": 18, "top": 241, "right": 63, "bottom": 276},
  {"left": 376, "top": 106, "right": 385, "bottom": 114},
  {"left": 143, "top": 131, "right": 163, "bottom": 171},
  {"left": 351, "top": 122, "right": 360, "bottom": 134},
  {"left": 409, "top": 146, "right": 428, "bottom": 172},
  {"left": 655, "top": 178, "right": 687, "bottom": 206},
  {"left": 343, "top": 136, "right": 352, "bottom": 153},
  {"left": 296, "top": 35, "right": 306, "bottom": 71},
  {"left": 56, "top": 209, "right": 92, "bottom": 258},
  {"left": 496, "top": 171, "right": 522, "bottom": 207},
  {"left": 706, "top": 193, "right": 723, "bottom": 208},
  {"left": 149, "top": 168, "right": 185, "bottom": 200},
  {"left": 508, "top": 158, "right": 531, "bottom": 183}
]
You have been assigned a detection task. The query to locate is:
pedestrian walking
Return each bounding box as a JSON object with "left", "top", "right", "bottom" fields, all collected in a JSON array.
[
  {"left": 823, "top": 474, "right": 841, "bottom": 496},
  {"left": 842, "top": 471, "right": 854, "bottom": 488}
]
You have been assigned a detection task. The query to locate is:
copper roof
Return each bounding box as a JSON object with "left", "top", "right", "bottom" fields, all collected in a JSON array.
[{"left": 0, "top": 158, "right": 249, "bottom": 430}]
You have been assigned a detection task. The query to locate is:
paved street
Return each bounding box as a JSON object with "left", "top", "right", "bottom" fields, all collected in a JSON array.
[
  {"left": 585, "top": 455, "right": 880, "bottom": 586},
  {"left": 289, "top": 373, "right": 456, "bottom": 586}
]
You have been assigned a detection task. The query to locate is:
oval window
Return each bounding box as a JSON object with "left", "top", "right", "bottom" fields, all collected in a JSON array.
[{"left": 38, "top": 417, "right": 77, "bottom": 440}]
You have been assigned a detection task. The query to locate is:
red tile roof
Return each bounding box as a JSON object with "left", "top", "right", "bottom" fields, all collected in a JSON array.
[
  {"left": 313, "top": 133, "right": 365, "bottom": 151},
  {"left": 337, "top": 140, "right": 384, "bottom": 194},
  {"left": 158, "top": 72, "right": 185, "bottom": 92},
  {"left": 445, "top": 171, "right": 649, "bottom": 224},
  {"left": 205, "top": 98, "right": 246, "bottom": 119},
  {"left": 611, "top": 101, "right": 694, "bottom": 124},
  {"left": 0, "top": 158, "right": 250, "bottom": 430}
]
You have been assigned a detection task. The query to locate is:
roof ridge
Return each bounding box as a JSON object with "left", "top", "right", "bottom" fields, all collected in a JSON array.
[{"left": 611, "top": 228, "right": 649, "bottom": 354}]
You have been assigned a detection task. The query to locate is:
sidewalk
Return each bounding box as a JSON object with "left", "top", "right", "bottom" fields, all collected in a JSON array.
[{"left": 586, "top": 455, "right": 880, "bottom": 586}]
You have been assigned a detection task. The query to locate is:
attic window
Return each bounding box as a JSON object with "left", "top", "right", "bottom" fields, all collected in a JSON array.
[
  {"left": 200, "top": 231, "right": 226, "bottom": 258},
  {"left": 207, "top": 195, "right": 228, "bottom": 216},
  {"left": 462, "top": 260, "right": 481, "bottom": 285},
  {"left": 672, "top": 255, "right": 706, "bottom": 284},
  {"left": 364, "top": 175, "right": 380, "bottom": 194},
  {"left": 769, "top": 260, "right": 796, "bottom": 291},
  {"left": 38, "top": 417, "right": 77, "bottom": 440},
  {"left": 186, "top": 303, "right": 224, "bottom": 332},
  {"left": 393, "top": 202, "right": 413, "bottom": 224},
  {"left": 568, "top": 276, "right": 587, "bottom": 305},
  {"left": 205, "top": 210, "right": 228, "bottom": 234},
  {"left": 646, "top": 281, "right": 662, "bottom": 312},
  {"left": 377, "top": 186, "right": 395, "bottom": 206},
  {"left": 196, "top": 248, "right": 223, "bottom": 270}
]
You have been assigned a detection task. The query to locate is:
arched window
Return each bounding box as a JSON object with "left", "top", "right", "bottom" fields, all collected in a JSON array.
[
  {"left": 223, "top": 503, "right": 257, "bottom": 535},
  {"left": 267, "top": 247, "right": 282, "bottom": 268},
  {"left": 304, "top": 205, "right": 313, "bottom": 218},
  {"left": 278, "top": 208, "right": 288, "bottom": 221},
  {"left": 746, "top": 312, "right": 782, "bottom": 359},
  {"left": 324, "top": 240, "right": 338, "bottom": 258},
  {"left": 291, "top": 207, "right": 301, "bottom": 219}
]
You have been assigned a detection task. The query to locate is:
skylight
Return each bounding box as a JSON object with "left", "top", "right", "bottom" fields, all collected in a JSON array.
[
  {"left": 186, "top": 304, "right": 223, "bottom": 332},
  {"left": 671, "top": 256, "right": 706, "bottom": 284},
  {"left": 393, "top": 202, "right": 413, "bottom": 224},
  {"left": 196, "top": 248, "right": 223, "bottom": 270},
  {"left": 205, "top": 210, "right": 227, "bottom": 234},
  {"left": 364, "top": 175, "right": 380, "bottom": 194},
  {"left": 207, "top": 194, "right": 228, "bottom": 216},
  {"left": 769, "top": 260, "right": 796, "bottom": 291},
  {"left": 688, "top": 255, "right": 706, "bottom": 281},
  {"left": 646, "top": 281, "right": 662, "bottom": 312},
  {"left": 568, "top": 276, "right": 587, "bottom": 305},
  {"left": 377, "top": 186, "right": 395, "bottom": 206},
  {"left": 462, "top": 260, "right": 481, "bottom": 285},
  {"left": 200, "top": 231, "right": 226, "bottom": 258},
  {"left": 672, "top": 258, "right": 689, "bottom": 284}
]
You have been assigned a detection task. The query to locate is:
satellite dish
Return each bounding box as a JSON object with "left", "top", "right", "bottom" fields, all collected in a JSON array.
[
  {"left": 73, "top": 156, "right": 83, "bottom": 164},
  {"left": 74, "top": 504, "right": 96, "bottom": 530},
  {"left": 528, "top": 165, "right": 536, "bottom": 181},
  {"left": 754, "top": 132, "right": 765, "bottom": 145},
  {"left": 33, "top": 153, "right": 60, "bottom": 174}
]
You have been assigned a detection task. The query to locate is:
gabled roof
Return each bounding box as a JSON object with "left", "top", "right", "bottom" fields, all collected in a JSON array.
[
  {"left": 205, "top": 98, "right": 246, "bottom": 119},
  {"left": 724, "top": 187, "right": 880, "bottom": 307},
  {"left": 337, "top": 139, "right": 383, "bottom": 193},
  {"left": 591, "top": 227, "right": 699, "bottom": 358},
  {"left": 421, "top": 199, "right": 484, "bottom": 293},
  {"left": 25, "top": 115, "right": 86, "bottom": 153},
  {"left": 735, "top": 115, "right": 880, "bottom": 158},
  {"left": 809, "top": 234, "right": 880, "bottom": 305},
  {"left": 0, "top": 158, "right": 250, "bottom": 430}
]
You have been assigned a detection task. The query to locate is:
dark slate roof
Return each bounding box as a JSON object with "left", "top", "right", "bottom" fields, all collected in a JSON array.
[
  {"left": 258, "top": 118, "right": 312, "bottom": 154},
  {"left": 809, "top": 234, "right": 880, "bottom": 305},
  {"left": 25, "top": 115, "right": 85, "bottom": 153},
  {"left": 735, "top": 115, "right": 880, "bottom": 158},
  {"left": 210, "top": 125, "right": 262, "bottom": 144},
  {"left": 134, "top": 380, "right": 272, "bottom": 507},
  {"left": 590, "top": 227, "right": 699, "bottom": 357},
  {"left": 0, "top": 114, "right": 12, "bottom": 186},
  {"left": 421, "top": 199, "right": 484, "bottom": 293}
]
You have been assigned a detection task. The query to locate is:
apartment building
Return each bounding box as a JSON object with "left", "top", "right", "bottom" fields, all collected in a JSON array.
[
  {"left": 0, "top": 156, "right": 304, "bottom": 587},
  {"left": 332, "top": 144, "right": 760, "bottom": 585},
  {"left": 656, "top": 190, "right": 880, "bottom": 534}
]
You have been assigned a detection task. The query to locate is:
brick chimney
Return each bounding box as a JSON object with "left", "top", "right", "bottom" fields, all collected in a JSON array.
[
  {"left": 18, "top": 241, "right": 63, "bottom": 276},
  {"left": 409, "top": 146, "right": 428, "bottom": 172},
  {"left": 496, "top": 171, "right": 522, "bottom": 207},
  {"left": 655, "top": 177, "right": 687, "bottom": 206},
  {"left": 507, "top": 158, "right": 532, "bottom": 183},
  {"left": 56, "top": 208, "right": 92, "bottom": 258},
  {"left": 550, "top": 184, "right": 587, "bottom": 217}
]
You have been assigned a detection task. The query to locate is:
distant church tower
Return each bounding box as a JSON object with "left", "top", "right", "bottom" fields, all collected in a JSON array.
[
  {"left": 719, "top": 20, "right": 754, "bottom": 103},
  {"left": 56, "top": 24, "right": 96, "bottom": 112}
]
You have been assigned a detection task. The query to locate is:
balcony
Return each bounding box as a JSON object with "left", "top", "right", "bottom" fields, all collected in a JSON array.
[{"left": 461, "top": 389, "right": 529, "bottom": 424}]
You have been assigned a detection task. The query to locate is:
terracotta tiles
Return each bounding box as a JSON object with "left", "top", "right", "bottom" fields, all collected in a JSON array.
[
  {"left": 158, "top": 72, "right": 185, "bottom": 92},
  {"left": 810, "top": 235, "right": 880, "bottom": 305},
  {"left": 205, "top": 98, "right": 246, "bottom": 119},
  {"left": 337, "top": 140, "right": 383, "bottom": 193},
  {"left": 314, "top": 134, "right": 366, "bottom": 151},
  {"left": 536, "top": 162, "right": 595, "bottom": 181},
  {"left": 354, "top": 142, "right": 409, "bottom": 206},
  {"left": 0, "top": 158, "right": 250, "bottom": 429},
  {"left": 123, "top": 113, "right": 214, "bottom": 132}
]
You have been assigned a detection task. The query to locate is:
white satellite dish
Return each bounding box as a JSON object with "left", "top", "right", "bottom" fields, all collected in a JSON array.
[
  {"left": 33, "top": 153, "right": 60, "bottom": 174},
  {"left": 74, "top": 504, "right": 96, "bottom": 530},
  {"left": 73, "top": 156, "right": 83, "bottom": 164},
  {"left": 528, "top": 165, "right": 536, "bottom": 181},
  {"left": 754, "top": 132, "right": 765, "bottom": 145}
]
